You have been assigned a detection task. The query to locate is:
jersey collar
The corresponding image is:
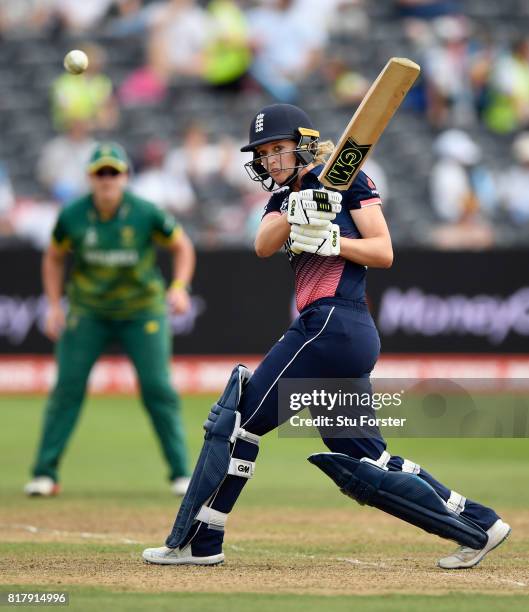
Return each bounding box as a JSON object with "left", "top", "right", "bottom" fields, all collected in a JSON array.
[{"left": 90, "top": 192, "right": 130, "bottom": 222}]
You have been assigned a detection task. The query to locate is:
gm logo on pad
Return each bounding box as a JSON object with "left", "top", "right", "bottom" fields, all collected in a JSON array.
[{"left": 232, "top": 459, "right": 254, "bottom": 478}]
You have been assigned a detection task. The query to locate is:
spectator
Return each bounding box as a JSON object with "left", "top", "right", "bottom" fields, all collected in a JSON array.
[
  {"left": 166, "top": 123, "right": 231, "bottom": 194},
  {"left": 0, "top": 0, "right": 54, "bottom": 33},
  {"left": 327, "top": 0, "right": 370, "bottom": 39},
  {"left": 9, "top": 199, "right": 60, "bottom": 250},
  {"left": 482, "top": 37, "right": 529, "bottom": 134},
  {"left": 468, "top": 29, "right": 498, "bottom": 121},
  {"left": 51, "top": 43, "right": 119, "bottom": 131},
  {"left": 165, "top": 123, "right": 246, "bottom": 245},
  {"left": 429, "top": 129, "right": 496, "bottom": 248},
  {"left": 147, "top": 0, "right": 210, "bottom": 83},
  {"left": 246, "top": 0, "right": 328, "bottom": 102},
  {"left": 323, "top": 56, "right": 370, "bottom": 107},
  {"left": 37, "top": 120, "right": 96, "bottom": 204},
  {"left": 106, "top": 0, "right": 157, "bottom": 37},
  {"left": 290, "top": 0, "right": 368, "bottom": 38},
  {"left": 50, "top": 0, "right": 115, "bottom": 33},
  {"left": 131, "top": 139, "right": 196, "bottom": 216},
  {"left": 499, "top": 132, "right": 529, "bottom": 225},
  {"left": 0, "top": 162, "right": 57, "bottom": 249},
  {"left": 202, "top": 0, "right": 252, "bottom": 91},
  {"left": 423, "top": 16, "right": 476, "bottom": 128},
  {"left": 120, "top": 0, "right": 210, "bottom": 106}
]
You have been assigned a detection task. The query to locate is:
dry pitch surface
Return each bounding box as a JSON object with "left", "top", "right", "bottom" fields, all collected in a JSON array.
[
  {"left": 1, "top": 505, "right": 527, "bottom": 596},
  {"left": 1, "top": 395, "right": 528, "bottom": 610}
]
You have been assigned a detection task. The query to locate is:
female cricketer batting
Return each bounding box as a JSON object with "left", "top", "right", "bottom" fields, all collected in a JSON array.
[
  {"left": 24, "top": 143, "right": 195, "bottom": 497},
  {"left": 143, "top": 104, "right": 510, "bottom": 569}
]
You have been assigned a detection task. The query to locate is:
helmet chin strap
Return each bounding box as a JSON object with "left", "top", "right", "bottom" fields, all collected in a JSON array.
[
  {"left": 262, "top": 167, "right": 300, "bottom": 192},
  {"left": 276, "top": 168, "right": 299, "bottom": 190},
  {"left": 258, "top": 150, "right": 314, "bottom": 192},
  {"left": 277, "top": 148, "right": 316, "bottom": 190},
  {"left": 273, "top": 156, "right": 312, "bottom": 191}
]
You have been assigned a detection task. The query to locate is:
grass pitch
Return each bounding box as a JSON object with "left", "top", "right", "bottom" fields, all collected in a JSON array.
[{"left": 1, "top": 394, "right": 528, "bottom": 611}]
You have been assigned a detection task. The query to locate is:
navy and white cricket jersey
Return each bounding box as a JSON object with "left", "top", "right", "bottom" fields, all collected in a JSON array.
[{"left": 262, "top": 165, "right": 382, "bottom": 311}]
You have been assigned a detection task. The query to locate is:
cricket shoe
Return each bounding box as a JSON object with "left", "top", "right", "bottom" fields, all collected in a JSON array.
[
  {"left": 142, "top": 544, "right": 224, "bottom": 566},
  {"left": 171, "top": 476, "right": 191, "bottom": 496},
  {"left": 438, "top": 519, "right": 511, "bottom": 569},
  {"left": 23, "top": 476, "right": 60, "bottom": 497}
]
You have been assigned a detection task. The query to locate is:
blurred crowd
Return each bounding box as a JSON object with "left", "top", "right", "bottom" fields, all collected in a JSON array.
[{"left": 0, "top": 0, "right": 529, "bottom": 250}]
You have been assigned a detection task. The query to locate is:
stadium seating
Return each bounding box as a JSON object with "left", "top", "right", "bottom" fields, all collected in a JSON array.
[{"left": 0, "top": 0, "right": 528, "bottom": 246}]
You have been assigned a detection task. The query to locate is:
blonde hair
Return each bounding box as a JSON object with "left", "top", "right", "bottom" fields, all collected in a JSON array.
[{"left": 314, "top": 140, "right": 335, "bottom": 165}]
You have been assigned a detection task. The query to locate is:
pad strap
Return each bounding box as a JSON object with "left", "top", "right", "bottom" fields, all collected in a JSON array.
[
  {"left": 230, "top": 412, "right": 260, "bottom": 446},
  {"left": 237, "top": 427, "right": 260, "bottom": 446},
  {"left": 228, "top": 458, "right": 255, "bottom": 478},
  {"left": 446, "top": 490, "right": 466, "bottom": 515},
  {"left": 229, "top": 412, "right": 242, "bottom": 443},
  {"left": 377, "top": 450, "right": 391, "bottom": 468},
  {"left": 402, "top": 459, "right": 421, "bottom": 474},
  {"left": 196, "top": 505, "right": 228, "bottom": 531},
  {"left": 360, "top": 450, "right": 391, "bottom": 471}
]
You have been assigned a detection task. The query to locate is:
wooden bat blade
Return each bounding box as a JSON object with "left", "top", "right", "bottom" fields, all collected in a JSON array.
[{"left": 319, "top": 57, "right": 420, "bottom": 190}]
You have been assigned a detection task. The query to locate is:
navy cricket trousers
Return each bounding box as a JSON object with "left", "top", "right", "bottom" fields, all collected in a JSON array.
[
  {"left": 168, "top": 297, "right": 498, "bottom": 552},
  {"left": 240, "top": 297, "right": 383, "bottom": 454}
]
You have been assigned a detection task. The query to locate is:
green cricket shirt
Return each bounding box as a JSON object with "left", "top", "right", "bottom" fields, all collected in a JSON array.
[{"left": 52, "top": 191, "right": 181, "bottom": 319}]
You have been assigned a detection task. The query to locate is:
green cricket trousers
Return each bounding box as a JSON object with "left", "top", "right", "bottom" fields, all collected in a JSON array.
[{"left": 32, "top": 312, "right": 188, "bottom": 482}]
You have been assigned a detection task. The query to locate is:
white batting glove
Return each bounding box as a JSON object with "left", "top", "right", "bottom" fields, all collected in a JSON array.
[
  {"left": 287, "top": 189, "right": 342, "bottom": 227},
  {"left": 290, "top": 223, "right": 341, "bottom": 256}
]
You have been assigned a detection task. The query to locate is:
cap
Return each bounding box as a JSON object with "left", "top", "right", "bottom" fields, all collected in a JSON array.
[
  {"left": 87, "top": 142, "right": 129, "bottom": 173},
  {"left": 241, "top": 104, "right": 318, "bottom": 152}
]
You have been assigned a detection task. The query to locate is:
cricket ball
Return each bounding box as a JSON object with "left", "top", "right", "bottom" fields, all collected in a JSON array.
[{"left": 63, "top": 49, "right": 89, "bottom": 75}]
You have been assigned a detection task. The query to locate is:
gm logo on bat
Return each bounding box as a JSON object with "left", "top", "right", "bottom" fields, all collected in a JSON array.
[{"left": 324, "top": 138, "right": 372, "bottom": 187}]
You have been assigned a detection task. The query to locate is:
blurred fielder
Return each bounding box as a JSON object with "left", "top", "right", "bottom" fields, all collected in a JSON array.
[
  {"left": 143, "top": 105, "right": 510, "bottom": 569},
  {"left": 25, "top": 143, "right": 195, "bottom": 497}
]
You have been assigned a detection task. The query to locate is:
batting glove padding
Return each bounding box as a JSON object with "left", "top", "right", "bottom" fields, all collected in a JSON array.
[
  {"left": 290, "top": 223, "right": 341, "bottom": 256},
  {"left": 287, "top": 189, "right": 342, "bottom": 227}
]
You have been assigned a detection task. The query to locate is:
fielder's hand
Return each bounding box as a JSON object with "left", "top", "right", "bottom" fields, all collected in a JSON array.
[
  {"left": 167, "top": 282, "right": 191, "bottom": 314},
  {"left": 290, "top": 223, "right": 341, "bottom": 256},
  {"left": 287, "top": 189, "right": 342, "bottom": 227},
  {"left": 44, "top": 303, "right": 66, "bottom": 341}
]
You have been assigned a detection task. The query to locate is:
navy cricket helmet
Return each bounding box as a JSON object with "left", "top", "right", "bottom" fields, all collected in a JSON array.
[{"left": 241, "top": 103, "right": 320, "bottom": 191}]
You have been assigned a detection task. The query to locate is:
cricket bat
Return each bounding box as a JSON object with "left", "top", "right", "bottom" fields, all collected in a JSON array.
[{"left": 319, "top": 57, "right": 420, "bottom": 190}]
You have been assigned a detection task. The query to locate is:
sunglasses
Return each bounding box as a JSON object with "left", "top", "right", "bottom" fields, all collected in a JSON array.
[{"left": 94, "top": 167, "right": 122, "bottom": 177}]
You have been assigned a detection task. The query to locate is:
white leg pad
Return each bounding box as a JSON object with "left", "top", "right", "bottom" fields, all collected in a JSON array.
[
  {"left": 446, "top": 490, "right": 466, "bottom": 515},
  {"left": 196, "top": 505, "right": 228, "bottom": 530}
]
